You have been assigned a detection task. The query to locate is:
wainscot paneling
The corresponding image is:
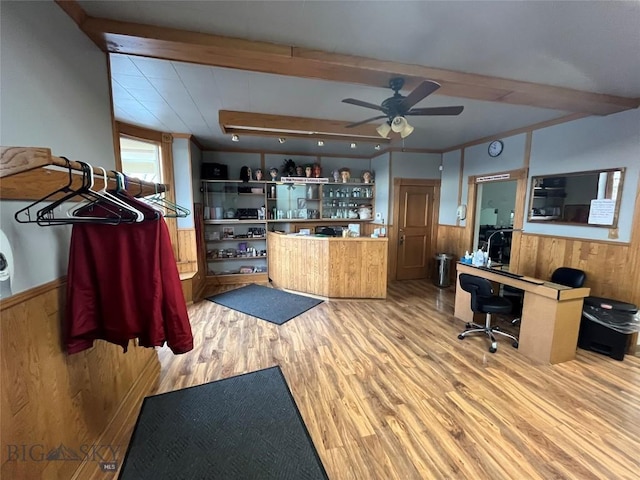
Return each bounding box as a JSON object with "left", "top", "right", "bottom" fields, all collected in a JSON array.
[
  {"left": 436, "top": 225, "right": 468, "bottom": 259},
  {"left": 176, "top": 228, "right": 197, "bottom": 274},
  {"left": 0, "top": 280, "right": 160, "bottom": 479},
  {"left": 514, "top": 234, "right": 635, "bottom": 304}
]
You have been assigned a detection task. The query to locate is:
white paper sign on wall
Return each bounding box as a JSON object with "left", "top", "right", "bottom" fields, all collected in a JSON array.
[{"left": 588, "top": 199, "right": 616, "bottom": 225}]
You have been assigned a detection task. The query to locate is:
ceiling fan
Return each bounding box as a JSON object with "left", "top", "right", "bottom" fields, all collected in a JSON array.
[{"left": 342, "top": 77, "right": 464, "bottom": 138}]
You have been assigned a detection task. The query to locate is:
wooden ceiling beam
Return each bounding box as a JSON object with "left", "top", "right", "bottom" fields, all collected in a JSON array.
[
  {"left": 219, "top": 111, "right": 390, "bottom": 144},
  {"left": 78, "top": 16, "right": 640, "bottom": 116}
]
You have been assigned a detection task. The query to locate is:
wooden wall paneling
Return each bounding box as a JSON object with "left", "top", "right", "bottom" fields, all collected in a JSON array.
[
  {"left": 435, "top": 225, "right": 467, "bottom": 258},
  {"left": 176, "top": 228, "right": 198, "bottom": 273},
  {"left": 518, "top": 234, "right": 636, "bottom": 304},
  {"left": 0, "top": 281, "right": 159, "bottom": 479},
  {"left": 180, "top": 275, "right": 194, "bottom": 305},
  {"left": 436, "top": 225, "right": 467, "bottom": 284},
  {"left": 268, "top": 233, "right": 330, "bottom": 297},
  {"left": 327, "top": 239, "right": 388, "bottom": 298},
  {"left": 71, "top": 357, "right": 159, "bottom": 480}
]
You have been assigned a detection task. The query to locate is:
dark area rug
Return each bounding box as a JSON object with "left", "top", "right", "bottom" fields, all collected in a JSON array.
[
  {"left": 206, "top": 284, "right": 323, "bottom": 325},
  {"left": 118, "top": 366, "right": 328, "bottom": 480}
]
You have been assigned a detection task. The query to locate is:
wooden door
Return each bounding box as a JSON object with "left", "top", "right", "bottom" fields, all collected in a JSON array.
[{"left": 396, "top": 184, "right": 436, "bottom": 280}]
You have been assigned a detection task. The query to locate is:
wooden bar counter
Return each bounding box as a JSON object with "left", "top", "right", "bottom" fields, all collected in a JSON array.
[{"left": 267, "top": 232, "right": 388, "bottom": 299}]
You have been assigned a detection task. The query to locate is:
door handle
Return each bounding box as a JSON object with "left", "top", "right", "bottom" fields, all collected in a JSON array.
[{"left": 399, "top": 235, "right": 405, "bottom": 245}]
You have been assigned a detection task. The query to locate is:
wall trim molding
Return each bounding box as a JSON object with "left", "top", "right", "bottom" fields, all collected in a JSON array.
[
  {"left": 521, "top": 231, "right": 631, "bottom": 247},
  {"left": 202, "top": 147, "right": 373, "bottom": 159},
  {"left": 0, "top": 277, "right": 66, "bottom": 312}
]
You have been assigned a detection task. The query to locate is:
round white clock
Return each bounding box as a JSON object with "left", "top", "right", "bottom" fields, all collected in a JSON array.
[{"left": 488, "top": 140, "right": 504, "bottom": 157}]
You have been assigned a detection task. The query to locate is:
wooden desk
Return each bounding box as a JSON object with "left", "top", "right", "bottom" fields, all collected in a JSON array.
[{"left": 454, "top": 263, "right": 590, "bottom": 364}]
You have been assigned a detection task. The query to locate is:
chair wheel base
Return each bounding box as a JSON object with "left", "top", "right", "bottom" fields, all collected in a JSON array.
[
  {"left": 458, "top": 334, "right": 465, "bottom": 340},
  {"left": 512, "top": 341, "right": 519, "bottom": 348},
  {"left": 489, "top": 346, "right": 497, "bottom": 353}
]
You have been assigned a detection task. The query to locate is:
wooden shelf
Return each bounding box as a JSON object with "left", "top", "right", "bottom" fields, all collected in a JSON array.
[
  {"left": 207, "top": 255, "right": 267, "bottom": 262},
  {"left": 204, "top": 219, "right": 266, "bottom": 224},
  {"left": 206, "top": 236, "right": 266, "bottom": 242},
  {"left": 206, "top": 272, "right": 268, "bottom": 284},
  {"left": 0, "top": 146, "right": 166, "bottom": 201}
]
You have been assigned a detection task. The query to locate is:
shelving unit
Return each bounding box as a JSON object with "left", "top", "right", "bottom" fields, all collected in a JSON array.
[
  {"left": 201, "top": 179, "right": 376, "bottom": 283},
  {"left": 321, "top": 183, "right": 374, "bottom": 220},
  {"left": 202, "top": 180, "right": 268, "bottom": 280}
]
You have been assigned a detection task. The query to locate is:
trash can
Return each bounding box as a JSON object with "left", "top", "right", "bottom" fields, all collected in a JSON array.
[
  {"left": 433, "top": 253, "right": 453, "bottom": 288},
  {"left": 578, "top": 296, "right": 640, "bottom": 361}
]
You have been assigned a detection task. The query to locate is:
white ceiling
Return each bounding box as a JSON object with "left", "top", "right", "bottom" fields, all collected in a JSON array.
[{"left": 78, "top": 1, "right": 640, "bottom": 156}]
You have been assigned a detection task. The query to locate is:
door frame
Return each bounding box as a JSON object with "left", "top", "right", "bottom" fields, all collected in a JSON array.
[
  {"left": 464, "top": 167, "right": 528, "bottom": 269},
  {"left": 390, "top": 178, "right": 441, "bottom": 280}
]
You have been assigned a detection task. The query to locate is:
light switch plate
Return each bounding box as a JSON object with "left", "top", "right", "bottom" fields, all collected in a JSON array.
[{"left": 375, "top": 212, "right": 382, "bottom": 221}]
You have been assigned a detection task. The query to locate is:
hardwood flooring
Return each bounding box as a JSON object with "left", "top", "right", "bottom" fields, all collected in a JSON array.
[{"left": 156, "top": 280, "right": 640, "bottom": 479}]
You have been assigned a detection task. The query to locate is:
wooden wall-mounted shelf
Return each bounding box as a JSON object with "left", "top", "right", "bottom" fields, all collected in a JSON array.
[{"left": 0, "top": 146, "right": 166, "bottom": 201}]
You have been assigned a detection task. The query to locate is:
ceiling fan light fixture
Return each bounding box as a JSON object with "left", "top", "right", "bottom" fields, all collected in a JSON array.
[
  {"left": 350, "top": 142, "right": 357, "bottom": 149},
  {"left": 376, "top": 122, "right": 391, "bottom": 138},
  {"left": 231, "top": 134, "right": 239, "bottom": 142},
  {"left": 317, "top": 140, "right": 324, "bottom": 146},
  {"left": 391, "top": 116, "right": 407, "bottom": 133},
  {"left": 400, "top": 123, "right": 414, "bottom": 138},
  {"left": 374, "top": 144, "right": 381, "bottom": 151}
]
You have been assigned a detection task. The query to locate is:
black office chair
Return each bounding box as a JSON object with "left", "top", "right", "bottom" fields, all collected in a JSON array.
[
  {"left": 457, "top": 273, "right": 519, "bottom": 353},
  {"left": 550, "top": 267, "right": 587, "bottom": 288},
  {"left": 506, "top": 267, "right": 587, "bottom": 324}
]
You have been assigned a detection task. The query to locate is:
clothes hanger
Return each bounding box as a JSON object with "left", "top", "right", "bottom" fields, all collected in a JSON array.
[
  {"left": 67, "top": 166, "right": 145, "bottom": 222},
  {"left": 14, "top": 156, "right": 75, "bottom": 223},
  {"left": 15, "top": 159, "right": 125, "bottom": 226},
  {"left": 140, "top": 183, "right": 191, "bottom": 218},
  {"left": 40, "top": 162, "right": 134, "bottom": 226},
  {"left": 109, "top": 170, "right": 162, "bottom": 221}
]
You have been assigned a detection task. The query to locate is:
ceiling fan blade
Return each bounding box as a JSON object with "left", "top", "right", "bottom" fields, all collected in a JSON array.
[
  {"left": 342, "top": 98, "right": 385, "bottom": 111},
  {"left": 345, "top": 115, "right": 388, "bottom": 128},
  {"left": 399, "top": 80, "right": 441, "bottom": 111},
  {"left": 405, "top": 106, "right": 464, "bottom": 116}
]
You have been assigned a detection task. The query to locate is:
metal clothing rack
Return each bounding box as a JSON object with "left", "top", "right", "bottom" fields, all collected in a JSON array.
[{"left": 0, "top": 146, "right": 166, "bottom": 201}]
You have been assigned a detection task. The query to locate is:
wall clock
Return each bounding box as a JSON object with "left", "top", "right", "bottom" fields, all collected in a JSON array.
[{"left": 488, "top": 140, "right": 504, "bottom": 157}]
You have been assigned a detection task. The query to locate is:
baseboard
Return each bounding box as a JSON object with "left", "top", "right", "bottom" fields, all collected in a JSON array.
[{"left": 70, "top": 353, "right": 160, "bottom": 480}]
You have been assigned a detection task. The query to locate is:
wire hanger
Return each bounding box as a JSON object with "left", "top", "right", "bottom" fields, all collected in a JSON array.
[{"left": 139, "top": 181, "right": 191, "bottom": 218}]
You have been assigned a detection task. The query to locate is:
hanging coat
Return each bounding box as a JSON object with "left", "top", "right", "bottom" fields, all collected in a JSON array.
[{"left": 65, "top": 207, "right": 193, "bottom": 355}]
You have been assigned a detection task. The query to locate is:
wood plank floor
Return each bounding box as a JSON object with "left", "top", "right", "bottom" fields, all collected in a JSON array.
[{"left": 156, "top": 280, "right": 640, "bottom": 479}]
